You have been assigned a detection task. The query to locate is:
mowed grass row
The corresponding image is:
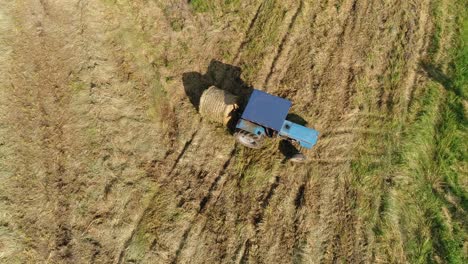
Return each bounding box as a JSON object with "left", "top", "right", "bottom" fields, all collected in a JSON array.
[
  {"left": 191, "top": 0, "right": 294, "bottom": 83},
  {"left": 189, "top": 0, "right": 241, "bottom": 13},
  {"left": 352, "top": 0, "right": 467, "bottom": 262}
]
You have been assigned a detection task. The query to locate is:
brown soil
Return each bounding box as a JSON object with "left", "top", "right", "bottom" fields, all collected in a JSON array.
[{"left": 0, "top": 0, "right": 437, "bottom": 263}]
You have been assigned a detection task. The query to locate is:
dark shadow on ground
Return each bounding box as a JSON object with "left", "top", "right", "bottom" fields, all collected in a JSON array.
[
  {"left": 421, "top": 62, "right": 453, "bottom": 89},
  {"left": 280, "top": 114, "right": 307, "bottom": 161},
  {"left": 421, "top": 61, "right": 466, "bottom": 124},
  {"left": 421, "top": 61, "right": 463, "bottom": 97},
  {"left": 182, "top": 59, "right": 254, "bottom": 111},
  {"left": 181, "top": 71, "right": 210, "bottom": 110},
  {"left": 278, "top": 140, "right": 301, "bottom": 163},
  {"left": 286, "top": 113, "right": 308, "bottom": 126}
]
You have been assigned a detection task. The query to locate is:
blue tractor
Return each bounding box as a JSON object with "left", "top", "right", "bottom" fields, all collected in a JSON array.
[{"left": 199, "top": 87, "right": 319, "bottom": 162}]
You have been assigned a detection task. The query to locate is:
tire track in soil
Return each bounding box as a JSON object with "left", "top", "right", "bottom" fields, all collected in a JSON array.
[
  {"left": 407, "top": 0, "right": 446, "bottom": 114},
  {"left": 118, "top": 117, "right": 237, "bottom": 263},
  {"left": 173, "top": 158, "right": 284, "bottom": 263},
  {"left": 237, "top": 239, "right": 251, "bottom": 264},
  {"left": 7, "top": 1, "right": 88, "bottom": 261},
  {"left": 271, "top": 0, "right": 389, "bottom": 261},
  {"left": 238, "top": 165, "right": 321, "bottom": 263},
  {"left": 223, "top": 0, "right": 364, "bottom": 262},
  {"left": 290, "top": 175, "right": 321, "bottom": 264},
  {"left": 313, "top": 0, "right": 379, "bottom": 261},
  {"left": 250, "top": 174, "right": 281, "bottom": 235},
  {"left": 263, "top": 0, "right": 303, "bottom": 87},
  {"left": 311, "top": 0, "right": 431, "bottom": 261},
  {"left": 317, "top": 0, "right": 359, "bottom": 116},
  {"left": 198, "top": 148, "right": 237, "bottom": 214},
  {"left": 276, "top": 0, "right": 358, "bottom": 114},
  {"left": 401, "top": 0, "right": 431, "bottom": 114},
  {"left": 12, "top": 2, "right": 74, "bottom": 261},
  {"left": 253, "top": 171, "right": 318, "bottom": 263},
  {"left": 169, "top": 149, "right": 235, "bottom": 264},
  {"left": 233, "top": 1, "right": 265, "bottom": 64},
  {"left": 7, "top": 0, "right": 131, "bottom": 261},
  {"left": 296, "top": 0, "right": 361, "bottom": 259},
  {"left": 266, "top": 0, "right": 325, "bottom": 99},
  {"left": 116, "top": 130, "right": 198, "bottom": 264}
]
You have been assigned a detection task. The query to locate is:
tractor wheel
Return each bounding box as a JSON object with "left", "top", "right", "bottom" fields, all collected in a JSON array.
[
  {"left": 289, "top": 153, "right": 307, "bottom": 163},
  {"left": 235, "top": 130, "right": 264, "bottom": 149}
]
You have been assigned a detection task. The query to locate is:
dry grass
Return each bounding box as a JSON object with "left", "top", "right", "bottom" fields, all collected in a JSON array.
[{"left": 1, "top": 0, "right": 466, "bottom": 263}]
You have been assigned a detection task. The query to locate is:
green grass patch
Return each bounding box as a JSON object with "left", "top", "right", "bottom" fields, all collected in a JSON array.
[
  {"left": 189, "top": 0, "right": 241, "bottom": 13},
  {"left": 350, "top": 1, "right": 467, "bottom": 262},
  {"left": 70, "top": 80, "right": 87, "bottom": 92},
  {"left": 395, "top": 83, "right": 466, "bottom": 263},
  {"left": 239, "top": 0, "right": 287, "bottom": 82},
  {"left": 382, "top": 2, "right": 467, "bottom": 261},
  {"left": 450, "top": 2, "right": 468, "bottom": 99},
  {"left": 428, "top": 0, "right": 443, "bottom": 56},
  {"left": 123, "top": 186, "right": 187, "bottom": 262},
  {"left": 189, "top": 0, "right": 211, "bottom": 13}
]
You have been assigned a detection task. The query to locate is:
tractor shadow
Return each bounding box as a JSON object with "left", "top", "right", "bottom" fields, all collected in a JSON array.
[
  {"left": 286, "top": 113, "right": 307, "bottom": 126},
  {"left": 183, "top": 59, "right": 254, "bottom": 133},
  {"left": 278, "top": 140, "right": 300, "bottom": 163},
  {"left": 182, "top": 59, "right": 253, "bottom": 111},
  {"left": 183, "top": 59, "right": 310, "bottom": 162}
]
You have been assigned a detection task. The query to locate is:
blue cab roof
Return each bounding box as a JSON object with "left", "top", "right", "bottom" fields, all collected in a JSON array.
[{"left": 241, "top": 89, "right": 292, "bottom": 131}]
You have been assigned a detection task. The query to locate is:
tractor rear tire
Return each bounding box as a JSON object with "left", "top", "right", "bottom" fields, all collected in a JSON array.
[{"left": 235, "top": 130, "right": 264, "bottom": 149}]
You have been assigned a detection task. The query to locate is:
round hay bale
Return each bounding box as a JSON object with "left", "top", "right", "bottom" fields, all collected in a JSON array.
[{"left": 199, "top": 86, "right": 239, "bottom": 125}]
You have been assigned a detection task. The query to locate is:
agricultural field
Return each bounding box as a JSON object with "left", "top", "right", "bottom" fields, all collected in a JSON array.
[{"left": 0, "top": 0, "right": 466, "bottom": 263}]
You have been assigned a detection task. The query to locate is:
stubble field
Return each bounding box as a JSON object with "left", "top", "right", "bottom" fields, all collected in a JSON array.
[{"left": 0, "top": 0, "right": 466, "bottom": 263}]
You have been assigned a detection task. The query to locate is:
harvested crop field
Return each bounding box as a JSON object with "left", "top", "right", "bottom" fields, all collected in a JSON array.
[{"left": 0, "top": 0, "right": 466, "bottom": 263}]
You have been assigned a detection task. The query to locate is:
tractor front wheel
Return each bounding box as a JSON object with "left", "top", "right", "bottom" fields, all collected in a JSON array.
[
  {"left": 235, "top": 130, "right": 264, "bottom": 149},
  {"left": 289, "top": 152, "right": 307, "bottom": 163}
]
